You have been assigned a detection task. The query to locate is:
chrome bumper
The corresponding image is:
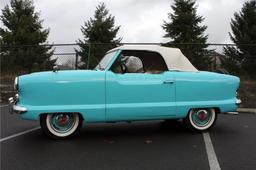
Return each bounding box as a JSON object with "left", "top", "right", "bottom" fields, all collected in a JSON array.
[
  {"left": 8, "top": 95, "right": 27, "bottom": 114},
  {"left": 236, "top": 98, "right": 242, "bottom": 105},
  {"left": 224, "top": 98, "right": 242, "bottom": 115}
]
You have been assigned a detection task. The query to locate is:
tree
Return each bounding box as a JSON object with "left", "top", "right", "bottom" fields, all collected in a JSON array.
[
  {"left": 223, "top": 0, "right": 256, "bottom": 76},
  {"left": 76, "top": 2, "right": 121, "bottom": 69},
  {"left": 162, "top": 0, "right": 209, "bottom": 70},
  {"left": 0, "top": 0, "right": 55, "bottom": 73}
]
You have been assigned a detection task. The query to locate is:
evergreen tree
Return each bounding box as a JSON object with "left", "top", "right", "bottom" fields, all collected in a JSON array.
[
  {"left": 76, "top": 2, "right": 121, "bottom": 69},
  {"left": 223, "top": 0, "right": 256, "bottom": 76},
  {"left": 162, "top": 0, "right": 209, "bottom": 70},
  {"left": 0, "top": 0, "right": 55, "bottom": 73}
]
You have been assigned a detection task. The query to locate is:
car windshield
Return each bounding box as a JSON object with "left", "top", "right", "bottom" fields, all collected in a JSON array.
[{"left": 95, "top": 51, "right": 116, "bottom": 70}]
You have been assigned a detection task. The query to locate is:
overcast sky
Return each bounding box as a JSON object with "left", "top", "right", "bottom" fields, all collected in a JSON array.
[{"left": 0, "top": 0, "right": 248, "bottom": 44}]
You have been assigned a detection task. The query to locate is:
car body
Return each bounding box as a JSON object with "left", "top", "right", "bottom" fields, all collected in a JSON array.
[{"left": 9, "top": 45, "right": 241, "bottom": 139}]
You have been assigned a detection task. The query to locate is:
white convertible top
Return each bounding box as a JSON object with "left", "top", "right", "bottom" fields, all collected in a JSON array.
[{"left": 108, "top": 45, "right": 198, "bottom": 71}]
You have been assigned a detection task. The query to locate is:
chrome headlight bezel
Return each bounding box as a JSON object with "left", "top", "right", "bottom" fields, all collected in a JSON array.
[{"left": 14, "top": 77, "right": 19, "bottom": 91}]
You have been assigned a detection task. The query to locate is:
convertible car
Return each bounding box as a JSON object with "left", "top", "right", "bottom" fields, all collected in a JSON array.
[{"left": 9, "top": 45, "right": 241, "bottom": 139}]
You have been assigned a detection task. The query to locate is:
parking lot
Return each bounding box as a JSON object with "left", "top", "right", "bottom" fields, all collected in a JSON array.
[{"left": 1, "top": 105, "right": 256, "bottom": 170}]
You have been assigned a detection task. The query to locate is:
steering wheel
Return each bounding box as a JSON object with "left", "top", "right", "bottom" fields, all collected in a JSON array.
[{"left": 120, "top": 63, "right": 127, "bottom": 74}]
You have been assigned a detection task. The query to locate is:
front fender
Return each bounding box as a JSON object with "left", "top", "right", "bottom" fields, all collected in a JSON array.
[{"left": 18, "top": 70, "right": 106, "bottom": 122}]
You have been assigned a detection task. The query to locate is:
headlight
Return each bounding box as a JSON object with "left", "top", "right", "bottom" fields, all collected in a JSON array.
[{"left": 14, "top": 77, "right": 19, "bottom": 91}]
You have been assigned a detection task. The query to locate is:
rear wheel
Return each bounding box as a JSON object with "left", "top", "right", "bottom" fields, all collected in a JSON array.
[
  {"left": 184, "top": 108, "right": 217, "bottom": 132},
  {"left": 40, "top": 113, "right": 83, "bottom": 139}
]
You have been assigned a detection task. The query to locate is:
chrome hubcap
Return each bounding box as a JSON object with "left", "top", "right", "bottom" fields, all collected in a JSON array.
[
  {"left": 50, "top": 113, "right": 76, "bottom": 133},
  {"left": 192, "top": 109, "right": 212, "bottom": 127}
]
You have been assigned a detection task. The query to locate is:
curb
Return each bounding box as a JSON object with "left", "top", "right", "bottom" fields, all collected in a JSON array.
[{"left": 237, "top": 108, "right": 256, "bottom": 114}]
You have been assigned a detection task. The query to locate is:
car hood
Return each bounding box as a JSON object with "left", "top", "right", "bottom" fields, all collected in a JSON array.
[{"left": 18, "top": 70, "right": 104, "bottom": 84}]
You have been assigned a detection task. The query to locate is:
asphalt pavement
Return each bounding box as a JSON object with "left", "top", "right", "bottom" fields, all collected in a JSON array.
[{"left": 0, "top": 105, "right": 256, "bottom": 170}]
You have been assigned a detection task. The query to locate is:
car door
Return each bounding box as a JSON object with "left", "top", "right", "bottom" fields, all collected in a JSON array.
[{"left": 105, "top": 71, "right": 176, "bottom": 121}]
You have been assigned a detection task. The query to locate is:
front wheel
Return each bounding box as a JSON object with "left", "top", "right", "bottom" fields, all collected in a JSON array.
[
  {"left": 184, "top": 108, "right": 217, "bottom": 132},
  {"left": 40, "top": 113, "right": 83, "bottom": 139}
]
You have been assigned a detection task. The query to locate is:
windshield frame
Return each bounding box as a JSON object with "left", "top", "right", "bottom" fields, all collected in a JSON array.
[{"left": 95, "top": 50, "right": 121, "bottom": 71}]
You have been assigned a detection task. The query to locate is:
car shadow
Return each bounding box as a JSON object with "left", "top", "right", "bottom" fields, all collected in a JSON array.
[
  {"left": 24, "top": 120, "right": 197, "bottom": 143},
  {"left": 14, "top": 118, "right": 237, "bottom": 145}
]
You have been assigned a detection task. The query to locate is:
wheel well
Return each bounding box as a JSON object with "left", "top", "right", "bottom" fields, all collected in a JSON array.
[
  {"left": 187, "top": 107, "right": 221, "bottom": 115},
  {"left": 214, "top": 107, "right": 221, "bottom": 114},
  {"left": 39, "top": 112, "right": 84, "bottom": 120}
]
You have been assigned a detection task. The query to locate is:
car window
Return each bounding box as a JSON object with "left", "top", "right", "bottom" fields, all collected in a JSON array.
[
  {"left": 125, "top": 56, "right": 144, "bottom": 73},
  {"left": 111, "top": 50, "right": 168, "bottom": 74},
  {"left": 95, "top": 51, "right": 116, "bottom": 70}
]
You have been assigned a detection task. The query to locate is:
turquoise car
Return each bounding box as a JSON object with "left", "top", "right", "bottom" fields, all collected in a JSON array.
[{"left": 9, "top": 45, "right": 241, "bottom": 139}]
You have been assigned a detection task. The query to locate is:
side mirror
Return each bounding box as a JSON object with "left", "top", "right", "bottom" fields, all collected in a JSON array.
[{"left": 53, "top": 65, "right": 59, "bottom": 72}]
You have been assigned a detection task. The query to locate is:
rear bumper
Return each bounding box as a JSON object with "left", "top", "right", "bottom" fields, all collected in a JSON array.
[
  {"left": 224, "top": 98, "right": 242, "bottom": 115},
  {"left": 236, "top": 98, "right": 242, "bottom": 105},
  {"left": 8, "top": 95, "right": 27, "bottom": 114}
]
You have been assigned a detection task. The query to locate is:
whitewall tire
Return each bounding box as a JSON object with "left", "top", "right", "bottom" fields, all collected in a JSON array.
[
  {"left": 40, "top": 113, "right": 83, "bottom": 139},
  {"left": 184, "top": 108, "right": 217, "bottom": 132}
]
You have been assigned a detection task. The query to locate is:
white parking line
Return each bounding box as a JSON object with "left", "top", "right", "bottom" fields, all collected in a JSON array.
[
  {"left": 203, "top": 132, "right": 221, "bottom": 170},
  {"left": 0, "top": 105, "right": 8, "bottom": 108},
  {"left": 0, "top": 127, "right": 40, "bottom": 143}
]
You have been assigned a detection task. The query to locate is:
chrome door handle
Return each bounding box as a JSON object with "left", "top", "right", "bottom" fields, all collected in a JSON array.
[{"left": 163, "top": 79, "right": 174, "bottom": 84}]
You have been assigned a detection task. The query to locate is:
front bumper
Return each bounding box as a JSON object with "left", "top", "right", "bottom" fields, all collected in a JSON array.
[{"left": 8, "top": 95, "right": 27, "bottom": 114}]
